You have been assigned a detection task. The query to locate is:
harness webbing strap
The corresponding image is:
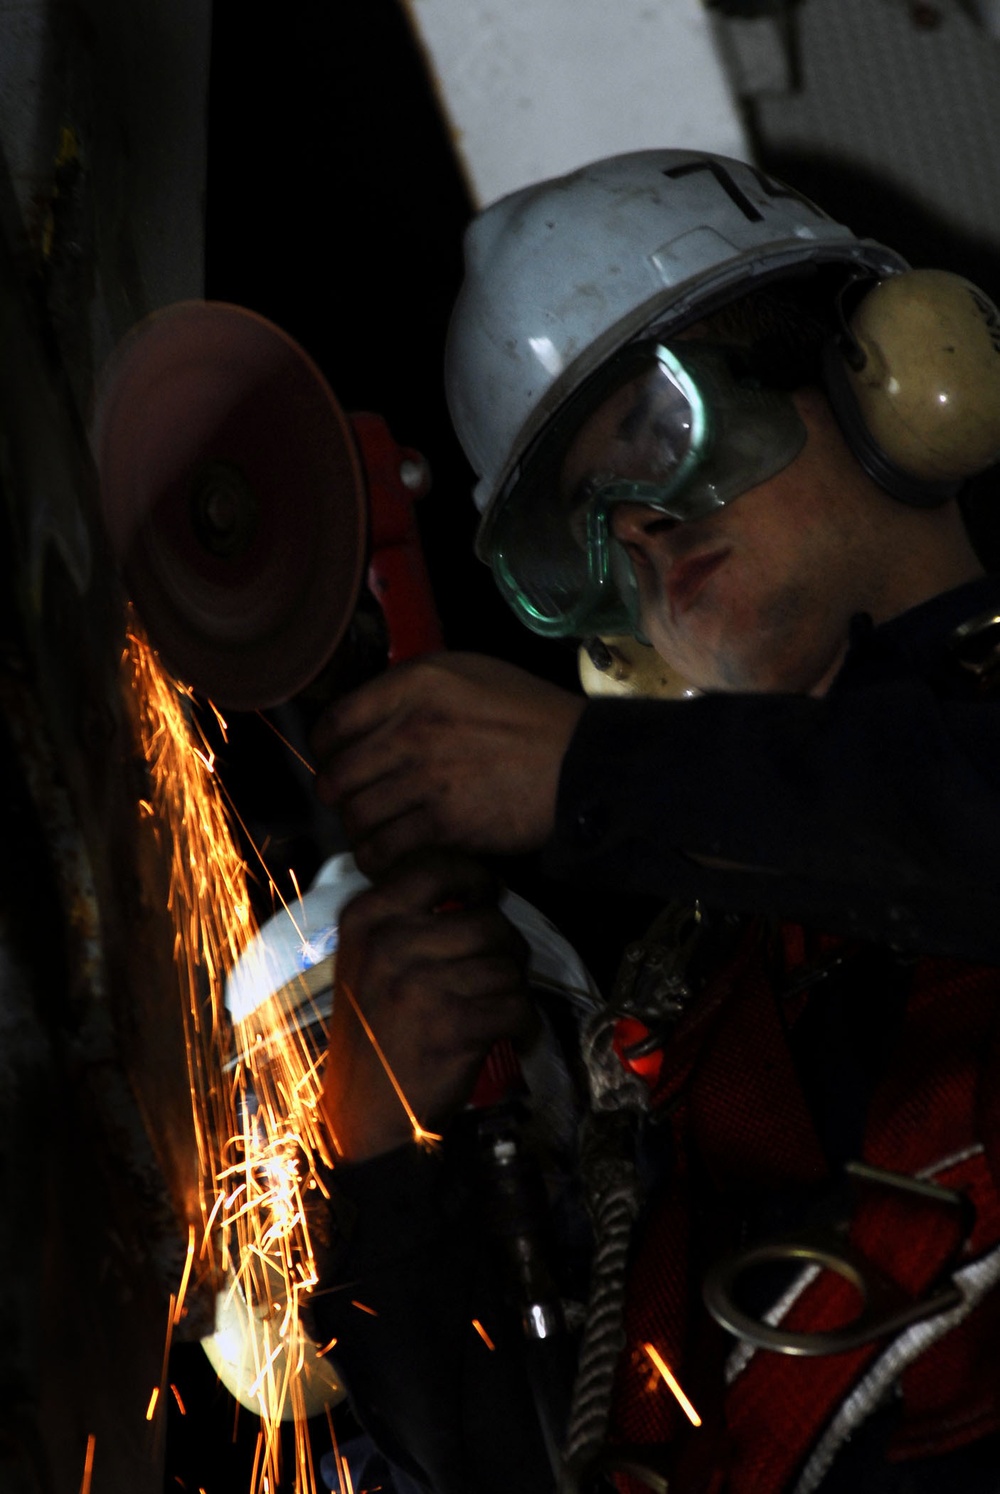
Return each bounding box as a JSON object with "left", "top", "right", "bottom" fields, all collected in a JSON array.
[{"left": 607, "top": 931, "right": 1000, "bottom": 1494}]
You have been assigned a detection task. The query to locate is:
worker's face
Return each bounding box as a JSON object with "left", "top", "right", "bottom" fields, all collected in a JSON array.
[{"left": 568, "top": 386, "right": 896, "bottom": 695}]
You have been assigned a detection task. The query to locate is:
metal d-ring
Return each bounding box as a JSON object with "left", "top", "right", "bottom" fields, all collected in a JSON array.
[{"left": 702, "top": 1162, "right": 968, "bottom": 1357}]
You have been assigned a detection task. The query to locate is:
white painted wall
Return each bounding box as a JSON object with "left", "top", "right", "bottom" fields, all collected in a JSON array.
[{"left": 401, "top": 0, "right": 751, "bottom": 207}]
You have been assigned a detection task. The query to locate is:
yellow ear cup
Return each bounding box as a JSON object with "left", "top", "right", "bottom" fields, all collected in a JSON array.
[
  {"left": 844, "top": 269, "right": 1000, "bottom": 483},
  {"left": 578, "top": 635, "right": 692, "bottom": 699}
]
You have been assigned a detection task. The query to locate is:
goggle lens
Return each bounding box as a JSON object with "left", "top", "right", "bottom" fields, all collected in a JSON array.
[{"left": 481, "top": 340, "right": 806, "bottom": 639}]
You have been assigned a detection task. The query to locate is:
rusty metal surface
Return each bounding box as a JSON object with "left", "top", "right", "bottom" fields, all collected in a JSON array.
[
  {"left": 0, "top": 216, "right": 215, "bottom": 1493},
  {"left": 0, "top": 3, "right": 213, "bottom": 1489},
  {"left": 0, "top": 215, "right": 215, "bottom": 1493},
  {"left": 0, "top": 0, "right": 210, "bottom": 413}
]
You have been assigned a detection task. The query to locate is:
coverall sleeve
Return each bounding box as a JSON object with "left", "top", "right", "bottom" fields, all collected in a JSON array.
[
  {"left": 549, "top": 662, "right": 1000, "bottom": 960},
  {"left": 310, "top": 1139, "right": 556, "bottom": 1494}
]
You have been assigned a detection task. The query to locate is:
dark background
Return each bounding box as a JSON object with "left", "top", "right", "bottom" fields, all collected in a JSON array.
[{"left": 196, "top": 0, "right": 587, "bottom": 906}]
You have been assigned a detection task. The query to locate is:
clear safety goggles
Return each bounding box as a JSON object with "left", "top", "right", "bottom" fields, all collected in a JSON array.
[{"left": 477, "top": 339, "right": 808, "bottom": 639}]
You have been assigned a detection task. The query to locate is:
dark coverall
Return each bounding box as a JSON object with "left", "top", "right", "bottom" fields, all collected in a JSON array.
[{"left": 312, "top": 575, "right": 1000, "bottom": 1494}]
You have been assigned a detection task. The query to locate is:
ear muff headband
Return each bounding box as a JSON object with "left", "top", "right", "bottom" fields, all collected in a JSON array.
[{"left": 825, "top": 268, "right": 1000, "bottom": 507}]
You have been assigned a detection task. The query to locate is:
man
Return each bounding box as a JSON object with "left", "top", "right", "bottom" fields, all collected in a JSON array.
[{"left": 307, "top": 152, "right": 1000, "bottom": 1492}]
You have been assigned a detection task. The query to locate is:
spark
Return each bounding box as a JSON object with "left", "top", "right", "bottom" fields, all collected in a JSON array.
[
  {"left": 317, "top": 1336, "right": 338, "bottom": 1356},
  {"left": 125, "top": 616, "right": 324, "bottom": 1493},
  {"left": 325, "top": 1410, "right": 345, "bottom": 1494},
  {"left": 642, "top": 1342, "right": 702, "bottom": 1427},
  {"left": 249, "top": 1340, "right": 285, "bottom": 1398},
  {"left": 326, "top": 1437, "right": 356, "bottom": 1494},
  {"left": 174, "top": 1224, "right": 197, "bottom": 1324},
  {"left": 340, "top": 980, "right": 442, "bottom": 1149},
  {"left": 78, "top": 1434, "right": 96, "bottom": 1494},
  {"left": 170, "top": 1382, "right": 188, "bottom": 1415},
  {"left": 148, "top": 1290, "right": 178, "bottom": 1432},
  {"left": 125, "top": 613, "right": 432, "bottom": 1494},
  {"left": 255, "top": 710, "right": 317, "bottom": 776},
  {"left": 411, "top": 1121, "right": 444, "bottom": 1149},
  {"left": 351, "top": 1300, "right": 378, "bottom": 1317},
  {"left": 250, "top": 1429, "right": 267, "bottom": 1494},
  {"left": 471, "top": 1319, "right": 495, "bottom": 1351},
  {"left": 209, "top": 699, "right": 229, "bottom": 737}
]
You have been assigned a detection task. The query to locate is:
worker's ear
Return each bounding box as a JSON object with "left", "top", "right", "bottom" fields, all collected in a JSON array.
[{"left": 824, "top": 269, "right": 1000, "bottom": 507}]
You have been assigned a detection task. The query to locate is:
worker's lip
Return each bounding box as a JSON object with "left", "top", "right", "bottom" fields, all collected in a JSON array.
[{"left": 667, "top": 548, "right": 729, "bottom": 616}]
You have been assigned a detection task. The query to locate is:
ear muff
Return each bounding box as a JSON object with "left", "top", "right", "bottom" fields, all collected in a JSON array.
[{"left": 823, "top": 268, "right": 1000, "bottom": 507}]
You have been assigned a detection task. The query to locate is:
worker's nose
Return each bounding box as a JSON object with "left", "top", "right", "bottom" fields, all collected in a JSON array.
[{"left": 609, "top": 502, "right": 680, "bottom": 543}]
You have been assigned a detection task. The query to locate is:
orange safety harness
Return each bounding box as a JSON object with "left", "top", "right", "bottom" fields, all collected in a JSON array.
[{"left": 606, "top": 922, "right": 1000, "bottom": 1494}]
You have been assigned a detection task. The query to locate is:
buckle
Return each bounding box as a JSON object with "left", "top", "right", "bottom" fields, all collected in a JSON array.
[{"left": 702, "top": 1162, "right": 970, "bottom": 1356}]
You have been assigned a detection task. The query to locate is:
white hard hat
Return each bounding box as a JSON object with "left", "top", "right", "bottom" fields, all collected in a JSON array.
[{"left": 445, "top": 149, "right": 906, "bottom": 523}]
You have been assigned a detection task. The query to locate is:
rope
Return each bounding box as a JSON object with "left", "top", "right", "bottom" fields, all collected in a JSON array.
[
  {"left": 560, "top": 1007, "right": 649, "bottom": 1492},
  {"left": 559, "top": 902, "right": 713, "bottom": 1491}
]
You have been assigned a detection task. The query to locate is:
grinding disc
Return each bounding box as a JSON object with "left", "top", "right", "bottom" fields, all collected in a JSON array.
[{"left": 95, "top": 301, "right": 367, "bottom": 709}]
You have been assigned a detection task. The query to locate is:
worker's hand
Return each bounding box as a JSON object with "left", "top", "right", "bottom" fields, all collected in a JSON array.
[
  {"left": 311, "top": 652, "right": 586, "bottom": 878},
  {"left": 321, "top": 848, "right": 536, "bottom": 1163}
]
